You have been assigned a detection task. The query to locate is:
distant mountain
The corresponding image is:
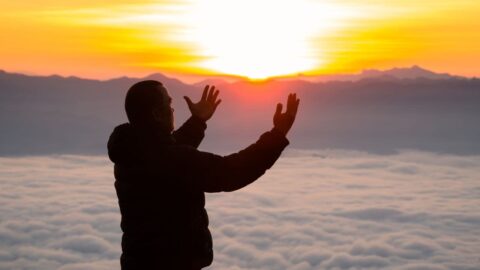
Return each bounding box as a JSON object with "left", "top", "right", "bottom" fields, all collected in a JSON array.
[
  {"left": 274, "top": 66, "right": 463, "bottom": 83},
  {"left": 356, "top": 65, "right": 458, "bottom": 80},
  {"left": 193, "top": 78, "right": 230, "bottom": 88},
  {"left": 1, "top": 69, "right": 480, "bottom": 155}
]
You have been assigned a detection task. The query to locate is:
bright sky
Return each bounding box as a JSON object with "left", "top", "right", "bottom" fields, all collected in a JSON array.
[{"left": 1, "top": 0, "right": 479, "bottom": 80}]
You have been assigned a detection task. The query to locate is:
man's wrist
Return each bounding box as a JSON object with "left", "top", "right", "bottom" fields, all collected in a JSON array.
[
  {"left": 191, "top": 114, "right": 207, "bottom": 123},
  {"left": 263, "top": 127, "right": 290, "bottom": 148},
  {"left": 189, "top": 114, "right": 207, "bottom": 130},
  {"left": 271, "top": 126, "right": 287, "bottom": 137}
]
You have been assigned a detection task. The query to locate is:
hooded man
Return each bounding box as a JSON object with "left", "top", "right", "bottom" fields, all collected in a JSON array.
[{"left": 108, "top": 80, "right": 299, "bottom": 269}]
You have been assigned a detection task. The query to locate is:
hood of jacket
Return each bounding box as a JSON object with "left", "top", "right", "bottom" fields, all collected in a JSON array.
[{"left": 107, "top": 123, "right": 137, "bottom": 164}]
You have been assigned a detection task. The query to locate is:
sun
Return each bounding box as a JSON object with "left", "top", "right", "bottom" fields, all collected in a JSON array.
[
  {"left": 44, "top": 0, "right": 361, "bottom": 80},
  {"left": 179, "top": 0, "right": 357, "bottom": 79}
]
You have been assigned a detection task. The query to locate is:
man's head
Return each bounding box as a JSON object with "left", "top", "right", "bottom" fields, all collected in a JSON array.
[{"left": 125, "top": 80, "right": 174, "bottom": 132}]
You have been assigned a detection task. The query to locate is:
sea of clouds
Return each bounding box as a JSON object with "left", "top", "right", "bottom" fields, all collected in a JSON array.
[{"left": 0, "top": 149, "right": 479, "bottom": 270}]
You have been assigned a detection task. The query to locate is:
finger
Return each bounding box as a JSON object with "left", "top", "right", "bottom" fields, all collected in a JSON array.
[
  {"left": 212, "top": 89, "right": 220, "bottom": 102},
  {"left": 201, "top": 85, "right": 209, "bottom": 101},
  {"left": 213, "top": 99, "right": 222, "bottom": 110},
  {"left": 290, "top": 94, "right": 298, "bottom": 114},
  {"left": 275, "top": 103, "right": 283, "bottom": 117},
  {"left": 183, "top": 96, "right": 193, "bottom": 108},
  {"left": 286, "top": 93, "right": 294, "bottom": 114},
  {"left": 208, "top": 86, "right": 216, "bottom": 102},
  {"left": 292, "top": 98, "right": 300, "bottom": 117},
  {"left": 290, "top": 93, "right": 298, "bottom": 113}
]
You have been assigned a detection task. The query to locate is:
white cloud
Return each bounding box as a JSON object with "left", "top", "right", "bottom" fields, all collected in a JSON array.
[{"left": 0, "top": 150, "right": 479, "bottom": 269}]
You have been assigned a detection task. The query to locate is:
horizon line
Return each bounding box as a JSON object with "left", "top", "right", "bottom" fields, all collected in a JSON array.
[{"left": 1, "top": 65, "right": 477, "bottom": 85}]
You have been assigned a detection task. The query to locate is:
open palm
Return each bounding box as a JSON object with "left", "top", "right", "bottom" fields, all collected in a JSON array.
[{"left": 184, "top": 85, "right": 222, "bottom": 121}]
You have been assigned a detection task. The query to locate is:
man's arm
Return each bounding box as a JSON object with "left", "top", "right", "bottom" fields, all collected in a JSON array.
[
  {"left": 188, "top": 128, "right": 289, "bottom": 192},
  {"left": 186, "top": 93, "right": 300, "bottom": 192},
  {"left": 172, "top": 116, "right": 207, "bottom": 148},
  {"left": 173, "top": 85, "right": 221, "bottom": 148}
]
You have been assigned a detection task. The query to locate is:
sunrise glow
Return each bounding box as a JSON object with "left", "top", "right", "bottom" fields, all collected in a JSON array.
[
  {"left": 182, "top": 0, "right": 359, "bottom": 79},
  {"left": 0, "top": 1, "right": 479, "bottom": 79}
]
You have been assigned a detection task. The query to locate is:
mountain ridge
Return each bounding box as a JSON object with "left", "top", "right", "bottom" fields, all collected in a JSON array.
[{"left": 0, "top": 66, "right": 473, "bottom": 87}]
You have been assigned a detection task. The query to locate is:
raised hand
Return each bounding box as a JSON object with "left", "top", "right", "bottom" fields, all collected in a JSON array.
[
  {"left": 273, "top": 93, "right": 300, "bottom": 136},
  {"left": 184, "top": 85, "right": 222, "bottom": 121}
]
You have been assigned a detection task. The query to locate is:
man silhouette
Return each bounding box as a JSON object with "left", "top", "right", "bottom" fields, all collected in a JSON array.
[{"left": 108, "top": 80, "right": 299, "bottom": 269}]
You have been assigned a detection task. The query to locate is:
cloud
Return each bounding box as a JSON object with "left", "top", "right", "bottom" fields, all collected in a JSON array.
[
  {"left": 323, "top": 254, "right": 390, "bottom": 269},
  {"left": 49, "top": 235, "right": 116, "bottom": 255},
  {"left": 0, "top": 150, "right": 479, "bottom": 269}
]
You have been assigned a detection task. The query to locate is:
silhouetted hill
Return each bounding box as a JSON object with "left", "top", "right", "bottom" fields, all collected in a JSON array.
[
  {"left": 1, "top": 70, "right": 479, "bottom": 155},
  {"left": 357, "top": 65, "right": 457, "bottom": 80},
  {"left": 300, "top": 65, "right": 462, "bottom": 82}
]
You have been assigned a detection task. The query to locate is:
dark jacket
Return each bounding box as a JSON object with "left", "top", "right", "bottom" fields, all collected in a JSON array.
[{"left": 107, "top": 116, "right": 289, "bottom": 270}]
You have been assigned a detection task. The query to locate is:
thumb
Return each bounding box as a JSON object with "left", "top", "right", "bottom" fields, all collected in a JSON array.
[
  {"left": 274, "top": 103, "right": 283, "bottom": 117},
  {"left": 184, "top": 96, "right": 193, "bottom": 108}
]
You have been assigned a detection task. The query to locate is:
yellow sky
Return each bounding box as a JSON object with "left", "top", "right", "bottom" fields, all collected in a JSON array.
[{"left": 1, "top": 0, "right": 479, "bottom": 80}]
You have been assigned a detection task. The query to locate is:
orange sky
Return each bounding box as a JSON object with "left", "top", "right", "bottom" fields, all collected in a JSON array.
[{"left": 1, "top": 0, "right": 479, "bottom": 80}]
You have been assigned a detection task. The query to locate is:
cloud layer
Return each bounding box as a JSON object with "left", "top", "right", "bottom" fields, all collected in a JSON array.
[{"left": 0, "top": 150, "right": 479, "bottom": 269}]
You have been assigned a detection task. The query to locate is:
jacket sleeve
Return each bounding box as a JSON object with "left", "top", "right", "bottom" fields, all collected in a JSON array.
[
  {"left": 187, "top": 128, "right": 289, "bottom": 192},
  {"left": 172, "top": 116, "right": 207, "bottom": 148}
]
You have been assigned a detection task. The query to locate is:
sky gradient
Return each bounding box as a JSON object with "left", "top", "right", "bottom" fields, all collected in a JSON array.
[{"left": 1, "top": 0, "right": 479, "bottom": 79}]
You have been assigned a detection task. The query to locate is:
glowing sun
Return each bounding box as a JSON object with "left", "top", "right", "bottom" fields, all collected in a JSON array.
[
  {"left": 53, "top": 0, "right": 361, "bottom": 80},
  {"left": 181, "top": 0, "right": 357, "bottom": 79}
]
